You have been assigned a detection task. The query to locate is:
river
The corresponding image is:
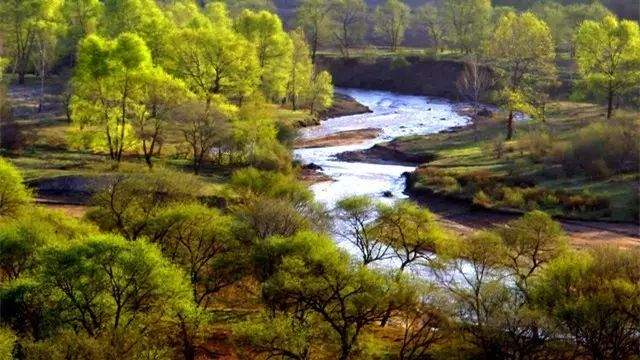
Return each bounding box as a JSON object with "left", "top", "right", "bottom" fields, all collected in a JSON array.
[{"left": 294, "top": 88, "right": 470, "bottom": 207}]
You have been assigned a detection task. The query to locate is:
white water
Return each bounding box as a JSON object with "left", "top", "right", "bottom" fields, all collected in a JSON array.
[
  {"left": 294, "top": 89, "right": 472, "bottom": 276},
  {"left": 294, "top": 88, "right": 470, "bottom": 208}
]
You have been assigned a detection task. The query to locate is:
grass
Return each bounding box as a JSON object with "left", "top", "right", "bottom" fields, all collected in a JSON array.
[{"left": 394, "top": 101, "right": 639, "bottom": 222}]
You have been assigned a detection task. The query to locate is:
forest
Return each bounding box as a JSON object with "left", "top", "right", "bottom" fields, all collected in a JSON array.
[{"left": 0, "top": 0, "right": 639, "bottom": 359}]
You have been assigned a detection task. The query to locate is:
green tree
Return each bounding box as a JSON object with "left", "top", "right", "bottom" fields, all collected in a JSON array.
[
  {"left": 0, "top": 157, "right": 31, "bottom": 218},
  {"left": 0, "top": 0, "right": 50, "bottom": 84},
  {"left": 31, "top": 5, "right": 62, "bottom": 113},
  {"left": 86, "top": 168, "right": 202, "bottom": 240},
  {"left": 169, "top": 19, "right": 260, "bottom": 102},
  {"left": 36, "top": 234, "right": 196, "bottom": 357},
  {"left": 236, "top": 10, "right": 293, "bottom": 100},
  {"left": 575, "top": 15, "right": 640, "bottom": 118},
  {"left": 71, "top": 33, "right": 153, "bottom": 162},
  {"left": 306, "top": 70, "right": 334, "bottom": 115},
  {"left": 335, "top": 195, "right": 390, "bottom": 265},
  {"left": 287, "top": 29, "right": 313, "bottom": 110},
  {"left": 372, "top": 201, "right": 448, "bottom": 272},
  {"left": 413, "top": 4, "right": 447, "bottom": 53},
  {"left": 59, "top": 0, "right": 103, "bottom": 56},
  {"left": 0, "top": 327, "right": 16, "bottom": 360},
  {"left": 297, "top": 0, "right": 332, "bottom": 63},
  {"left": 533, "top": 247, "right": 640, "bottom": 359},
  {"left": 442, "top": 0, "right": 491, "bottom": 54},
  {"left": 374, "top": 0, "right": 410, "bottom": 52},
  {"left": 486, "top": 12, "right": 556, "bottom": 139},
  {"left": 144, "top": 203, "right": 243, "bottom": 307},
  {"left": 261, "top": 231, "right": 415, "bottom": 360},
  {"left": 329, "top": 0, "right": 367, "bottom": 57}
]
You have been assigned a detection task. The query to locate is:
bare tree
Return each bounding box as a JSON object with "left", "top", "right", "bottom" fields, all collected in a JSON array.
[{"left": 456, "top": 57, "right": 494, "bottom": 139}]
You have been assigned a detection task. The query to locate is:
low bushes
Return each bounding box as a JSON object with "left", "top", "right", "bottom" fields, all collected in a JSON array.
[{"left": 409, "top": 166, "right": 611, "bottom": 218}]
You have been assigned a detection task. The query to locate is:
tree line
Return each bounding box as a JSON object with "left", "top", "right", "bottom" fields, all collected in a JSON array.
[
  {"left": 0, "top": 0, "right": 334, "bottom": 172},
  {"left": 1, "top": 155, "right": 639, "bottom": 359}
]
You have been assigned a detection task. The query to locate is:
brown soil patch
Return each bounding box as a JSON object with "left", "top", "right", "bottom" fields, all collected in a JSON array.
[{"left": 295, "top": 128, "right": 381, "bottom": 149}]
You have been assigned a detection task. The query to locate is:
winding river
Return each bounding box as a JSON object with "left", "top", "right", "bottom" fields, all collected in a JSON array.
[{"left": 295, "top": 88, "right": 469, "bottom": 207}]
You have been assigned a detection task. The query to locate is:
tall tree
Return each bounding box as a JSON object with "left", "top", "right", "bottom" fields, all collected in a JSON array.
[
  {"left": 306, "top": 70, "right": 334, "bottom": 115},
  {"left": 442, "top": 0, "right": 491, "bottom": 54},
  {"left": 59, "top": 0, "right": 103, "bottom": 58},
  {"left": 71, "top": 33, "right": 153, "bottom": 162},
  {"left": 329, "top": 0, "right": 367, "bottom": 57},
  {"left": 297, "top": 0, "right": 332, "bottom": 63},
  {"left": 374, "top": 0, "right": 410, "bottom": 52},
  {"left": 236, "top": 9, "right": 293, "bottom": 100},
  {"left": 486, "top": 12, "right": 556, "bottom": 139},
  {"left": 287, "top": 29, "right": 313, "bottom": 110},
  {"left": 413, "top": 3, "right": 447, "bottom": 53},
  {"left": 0, "top": 0, "right": 49, "bottom": 84},
  {"left": 575, "top": 15, "right": 640, "bottom": 119}
]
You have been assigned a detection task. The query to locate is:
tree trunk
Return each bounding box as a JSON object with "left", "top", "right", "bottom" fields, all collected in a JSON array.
[
  {"left": 606, "top": 89, "right": 614, "bottom": 119},
  {"left": 507, "top": 110, "right": 514, "bottom": 140}
]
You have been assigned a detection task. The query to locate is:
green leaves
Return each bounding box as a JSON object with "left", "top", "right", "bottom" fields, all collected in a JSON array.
[{"left": 0, "top": 158, "right": 32, "bottom": 219}]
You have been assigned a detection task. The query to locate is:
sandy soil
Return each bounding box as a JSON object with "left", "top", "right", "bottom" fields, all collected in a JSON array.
[
  {"left": 417, "top": 193, "right": 639, "bottom": 249},
  {"left": 294, "top": 128, "right": 381, "bottom": 148}
]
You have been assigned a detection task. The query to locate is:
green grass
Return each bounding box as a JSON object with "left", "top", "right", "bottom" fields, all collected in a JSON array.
[{"left": 395, "top": 102, "right": 639, "bottom": 222}]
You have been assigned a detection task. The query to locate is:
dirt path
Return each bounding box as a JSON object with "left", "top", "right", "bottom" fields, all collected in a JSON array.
[{"left": 417, "top": 193, "right": 639, "bottom": 249}]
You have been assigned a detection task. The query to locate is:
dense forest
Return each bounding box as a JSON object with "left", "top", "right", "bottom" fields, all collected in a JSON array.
[{"left": 0, "top": 0, "right": 639, "bottom": 359}]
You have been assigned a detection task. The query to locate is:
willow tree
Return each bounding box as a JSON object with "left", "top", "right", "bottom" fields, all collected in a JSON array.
[
  {"left": 236, "top": 9, "right": 293, "bottom": 100},
  {"left": 0, "top": 0, "right": 51, "bottom": 84},
  {"left": 486, "top": 12, "right": 556, "bottom": 140},
  {"left": 71, "top": 33, "right": 153, "bottom": 162},
  {"left": 374, "top": 0, "right": 410, "bottom": 52},
  {"left": 329, "top": 0, "right": 367, "bottom": 57},
  {"left": 297, "top": 0, "right": 332, "bottom": 63},
  {"left": 442, "top": 0, "right": 491, "bottom": 54},
  {"left": 575, "top": 16, "right": 640, "bottom": 119}
]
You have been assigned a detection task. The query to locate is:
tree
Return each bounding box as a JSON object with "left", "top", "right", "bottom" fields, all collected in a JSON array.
[
  {"left": 335, "top": 195, "right": 390, "bottom": 265},
  {"left": 169, "top": 21, "right": 260, "bottom": 103},
  {"left": 133, "top": 68, "right": 191, "bottom": 168},
  {"left": 86, "top": 169, "right": 202, "bottom": 240},
  {"left": 287, "top": 29, "right": 313, "bottom": 111},
  {"left": 413, "top": 4, "right": 447, "bottom": 53},
  {"left": 71, "top": 33, "right": 153, "bottom": 162},
  {"left": 31, "top": 8, "right": 62, "bottom": 113},
  {"left": 236, "top": 9, "right": 293, "bottom": 100},
  {"left": 455, "top": 56, "right": 494, "bottom": 117},
  {"left": 441, "top": 0, "right": 491, "bottom": 54},
  {"left": 306, "top": 70, "right": 334, "bottom": 114},
  {"left": 533, "top": 247, "right": 640, "bottom": 359},
  {"left": 0, "top": 157, "right": 31, "bottom": 218},
  {"left": 498, "top": 211, "right": 567, "bottom": 298},
  {"left": 261, "top": 231, "right": 415, "bottom": 360},
  {"left": 297, "top": 0, "right": 331, "bottom": 63},
  {"left": 374, "top": 0, "right": 410, "bottom": 52},
  {"left": 435, "top": 231, "right": 511, "bottom": 357},
  {"left": 575, "top": 15, "right": 640, "bottom": 119},
  {"left": 145, "top": 203, "right": 243, "bottom": 307},
  {"left": 372, "top": 201, "right": 448, "bottom": 272},
  {"left": 329, "top": 0, "right": 367, "bottom": 57},
  {"left": 0, "top": 0, "right": 49, "bottom": 84},
  {"left": 35, "top": 234, "right": 197, "bottom": 357},
  {"left": 59, "top": 0, "right": 103, "bottom": 58},
  {"left": 486, "top": 12, "right": 556, "bottom": 139}
]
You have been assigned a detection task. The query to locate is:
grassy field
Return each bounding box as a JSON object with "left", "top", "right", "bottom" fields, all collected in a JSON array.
[{"left": 390, "top": 102, "right": 639, "bottom": 222}]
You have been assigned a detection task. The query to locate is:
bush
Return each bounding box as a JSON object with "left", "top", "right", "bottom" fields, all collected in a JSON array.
[
  {"left": 555, "top": 118, "right": 640, "bottom": 178},
  {"left": 520, "top": 130, "right": 553, "bottom": 162},
  {"left": 0, "top": 157, "right": 32, "bottom": 218},
  {"left": 0, "top": 327, "right": 16, "bottom": 360},
  {"left": 473, "top": 190, "right": 493, "bottom": 208},
  {"left": 491, "top": 136, "right": 506, "bottom": 159},
  {"left": 501, "top": 187, "right": 525, "bottom": 209}
]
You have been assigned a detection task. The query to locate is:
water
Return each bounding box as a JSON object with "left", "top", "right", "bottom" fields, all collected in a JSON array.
[
  {"left": 294, "top": 88, "right": 470, "bottom": 208},
  {"left": 294, "top": 89, "right": 472, "bottom": 276}
]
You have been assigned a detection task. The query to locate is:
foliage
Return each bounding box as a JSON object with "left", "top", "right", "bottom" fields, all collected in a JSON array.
[
  {"left": 297, "top": 0, "right": 332, "bottom": 62},
  {"left": 86, "top": 167, "right": 202, "bottom": 240},
  {"left": 441, "top": 0, "right": 491, "bottom": 54},
  {"left": 575, "top": 15, "right": 640, "bottom": 118},
  {"left": 374, "top": 0, "right": 410, "bottom": 52},
  {"left": 329, "top": 0, "right": 367, "bottom": 57},
  {"left": 0, "top": 157, "right": 32, "bottom": 218},
  {"left": 0, "top": 327, "right": 16, "bottom": 360}
]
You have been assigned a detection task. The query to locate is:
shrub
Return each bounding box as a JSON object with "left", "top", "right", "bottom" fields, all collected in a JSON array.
[
  {"left": 520, "top": 130, "right": 553, "bottom": 162},
  {"left": 491, "top": 136, "right": 506, "bottom": 159},
  {"left": 473, "top": 190, "right": 493, "bottom": 208},
  {"left": 0, "top": 327, "right": 16, "bottom": 360},
  {"left": 501, "top": 187, "right": 525, "bottom": 209},
  {"left": 0, "top": 157, "right": 32, "bottom": 218}
]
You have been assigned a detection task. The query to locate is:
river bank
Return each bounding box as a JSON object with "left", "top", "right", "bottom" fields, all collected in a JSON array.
[{"left": 295, "top": 89, "right": 639, "bottom": 248}]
